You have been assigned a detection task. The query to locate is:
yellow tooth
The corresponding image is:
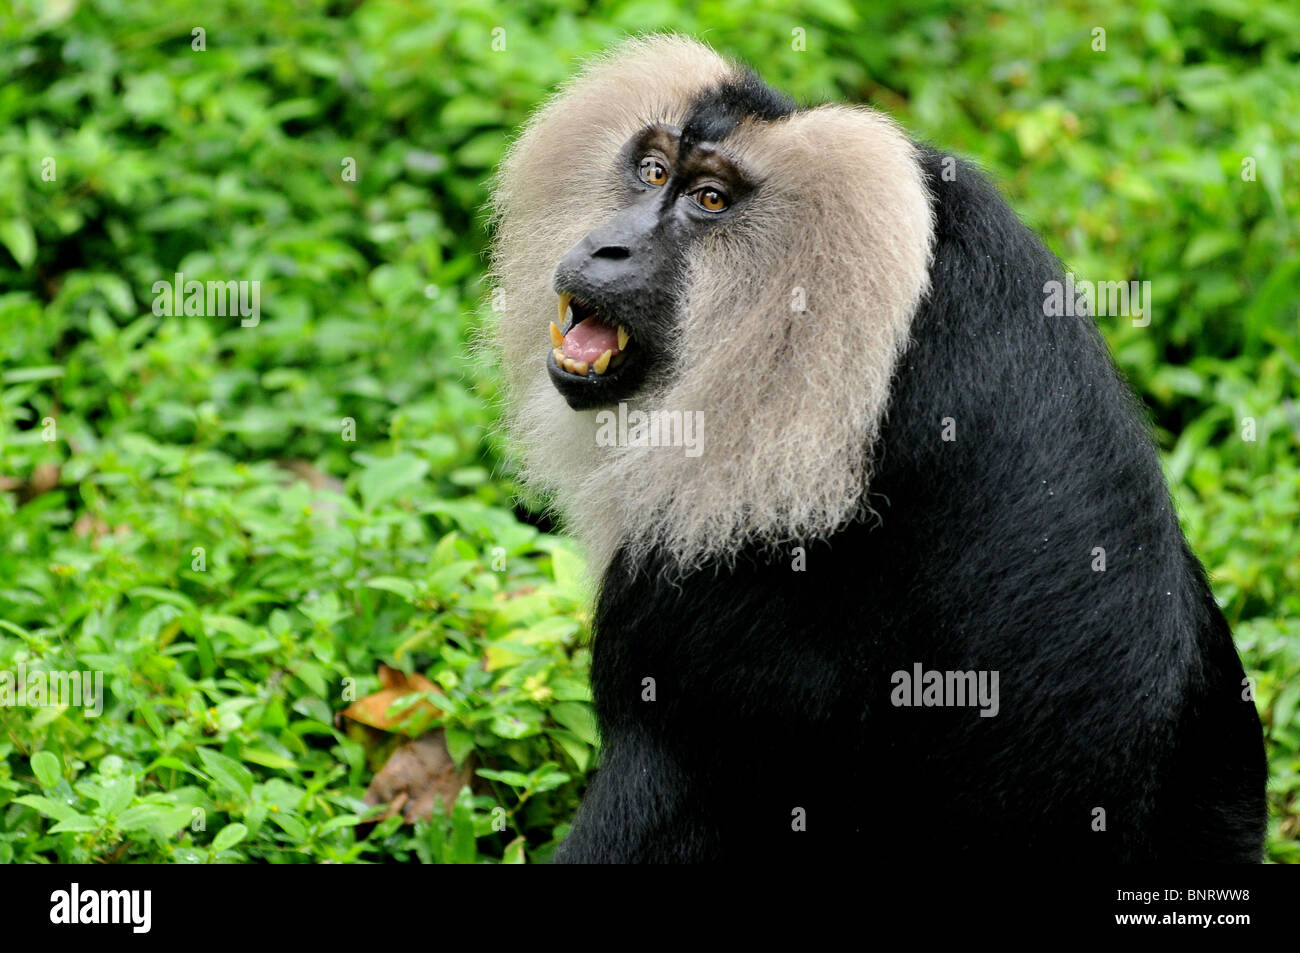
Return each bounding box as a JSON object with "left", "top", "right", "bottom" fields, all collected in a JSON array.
[
  {"left": 617, "top": 326, "right": 629, "bottom": 351},
  {"left": 558, "top": 292, "right": 572, "bottom": 325},
  {"left": 593, "top": 350, "right": 612, "bottom": 374},
  {"left": 552, "top": 347, "right": 564, "bottom": 363},
  {"left": 571, "top": 359, "right": 588, "bottom": 375},
  {"left": 549, "top": 322, "right": 565, "bottom": 347}
]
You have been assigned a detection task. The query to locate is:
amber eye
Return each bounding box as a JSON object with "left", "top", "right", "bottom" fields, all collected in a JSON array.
[
  {"left": 694, "top": 188, "right": 729, "bottom": 212},
  {"left": 638, "top": 156, "right": 668, "bottom": 187}
]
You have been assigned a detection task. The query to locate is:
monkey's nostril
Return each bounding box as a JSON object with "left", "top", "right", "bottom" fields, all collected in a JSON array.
[{"left": 593, "top": 244, "right": 631, "bottom": 260}]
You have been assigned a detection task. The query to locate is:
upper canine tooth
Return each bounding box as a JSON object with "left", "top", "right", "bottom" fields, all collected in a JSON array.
[
  {"left": 558, "top": 292, "right": 572, "bottom": 324},
  {"left": 549, "top": 322, "right": 565, "bottom": 347},
  {"left": 617, "top": 326, "right": 629, "bottom": 351},
  {"left": 593, "top": 350, "right": 612, "bottom": 374}
]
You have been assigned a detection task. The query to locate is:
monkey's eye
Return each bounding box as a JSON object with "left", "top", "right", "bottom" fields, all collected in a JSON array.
[
  {"left": 638, "top": 156, "right": 668, "bottom": 187},
  {"left": 692, "top": 188, "right": 729, "bottom": 213}
]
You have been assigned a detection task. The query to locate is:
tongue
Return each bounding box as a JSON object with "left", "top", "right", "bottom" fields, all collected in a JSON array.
[{"left": 563, "top": 317, "right": 621, "bottom": 363}]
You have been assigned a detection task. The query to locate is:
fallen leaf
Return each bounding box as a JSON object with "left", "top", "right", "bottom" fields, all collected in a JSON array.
[
  {"left": 342, "top": 663, "right": 442, "bottom": 733},
  {"left": 364, "top": 731, "right": 473, "bottom": 821}
]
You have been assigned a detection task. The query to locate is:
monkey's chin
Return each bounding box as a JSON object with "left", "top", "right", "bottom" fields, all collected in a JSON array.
[{"left": 546, "top": 350, "right": 647, "bottom": 410}]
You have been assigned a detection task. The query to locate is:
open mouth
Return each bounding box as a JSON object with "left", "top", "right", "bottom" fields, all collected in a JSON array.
[{"left": 550, "top": 292, "right": 632, "bottom": 379}]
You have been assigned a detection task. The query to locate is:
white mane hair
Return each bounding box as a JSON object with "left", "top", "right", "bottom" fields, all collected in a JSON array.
[{"left": 489, "top": 34, "right": 934, "bottom": 577}]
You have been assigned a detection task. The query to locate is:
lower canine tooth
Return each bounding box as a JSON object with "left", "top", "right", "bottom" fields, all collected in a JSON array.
[
  {"left": 617, "top": 326, "right": 629, "bottom": 351},
  {"left": 549, "top": 322, "right": 565, "bottom": 347},
  {"left": 593, "top": 350, "right": 612, "bottom": 374}
]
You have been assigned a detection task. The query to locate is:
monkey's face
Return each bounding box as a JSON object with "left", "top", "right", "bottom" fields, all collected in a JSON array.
[
  {"left": 547, "top": 123, "right": 755, "bottom": 410},
  {"left": 493, "top": 36, "right": 934, "bottom": 569}
]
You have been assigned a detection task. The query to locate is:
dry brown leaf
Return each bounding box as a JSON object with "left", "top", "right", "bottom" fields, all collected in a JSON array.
[
  {"left": 364, "top": 731, "right": 473, "bottom": 822},
  {"left": 2, "top": 462, "right": 61, "bottom": 504},
  {"left": 341, "top": 663, "right": 442, "bottom": 732}
]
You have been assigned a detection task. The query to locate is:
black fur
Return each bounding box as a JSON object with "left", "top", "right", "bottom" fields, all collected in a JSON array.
[
  {"left": 679, "top": 70, "right": 796, "bottom": 148},
  {"left": 552, "top": 129, "right": 1268, "bottom": 861}
]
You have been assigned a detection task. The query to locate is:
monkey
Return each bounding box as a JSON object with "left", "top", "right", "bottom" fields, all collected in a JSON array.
[{"left": 489, "top": 35, "right": 1267, "bottom": 863}]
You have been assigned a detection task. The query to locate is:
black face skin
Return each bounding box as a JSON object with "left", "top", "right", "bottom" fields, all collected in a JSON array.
[{"left": 548, "top": 73, "right": 791, "bottom": 410}]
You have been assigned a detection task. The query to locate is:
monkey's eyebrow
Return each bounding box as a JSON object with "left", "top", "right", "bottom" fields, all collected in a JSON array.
[
  {"left": 685, "top": 146, "right": 735, "bottom": 171},
  {"left": 632, "top": 123, "right": 681, "bottom": 158},
  {"left": 678, "top": 144, "right": 754, "bottom": 188}
]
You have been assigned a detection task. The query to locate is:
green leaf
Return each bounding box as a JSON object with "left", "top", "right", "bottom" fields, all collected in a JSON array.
[
  {"left": 269, "top": 813, "right": 307, "bottom": 840},
  {"left": 549, "top": 701, "right": 598, "bottom": 746},
  {"left": 0, "top": 218, "right": 36, "bottom": 268},
  {"left": 2, "top": 366, "right": 64, "bottom": 384},
  {"left": 201, "top": 614, "right": 262, "bottom": 644},
  {"left": 502, "top": 836, "right": 527, "bottom": 864},
  {"left": 455, "top": 131, "right": 505, "bottom": 169},
  {"left": 545, "top": 542, "right": 586, "bottom": 590},
  {"left": 357, "top": 453, "right": 429, "bottom": 510},
  {"left": 362, "top": 576, "right": 418, "bottom": 601},
  {"left": 292, "top": 661, "right": 329, "bottom": 698},
  {"left": 49, "top": 814, "right": 102, "bottom": 834},
  {"left": 241, "top": 749, "right": 297, "bottom": 771},
  {"left": 196, "top": 748, "right": 255, "bottom": 800},
  {"left": 212, "top": 822, "right": 249, "bottom": 852},
  {"left": 548, "top": 729, "right": 591, "bottom": 773},
  {"left": 1273, "top": 682, "right": 1300, "bottom": 736},
  {"left": 449, "top": 791, "right": 477, "bottom": 864},
  {"left": 31, "top": 751, "right": 62, "bottom": 788},
  {"left": 13, "top": 795, "right": 80, "bottom": 822},
  {"left": 489, "top": 706, "right": 543, "bottom": 739},
  {"left": 476, "top": 768, "right": 530, "bottom": 788},
  {"left": 517, "top": 616, "right": 581, "bottom": 645},
  {"left": 97, "top": 776, "right": 136, "bottom": 817},
  {"left": 115, "top": 804, "right": 167, "bottom": 832},
  {"left": 1181, "top": 231, "right": 1236, "bottom": 268},
  {"left": 527, "top": 767, "right": 571, "bottom": 794},
  {"left": 444, "top": 726, "right": 474, "bottom": 766},
  {"left": 129, "top": 586, "right": 198, "bottom": 611}
]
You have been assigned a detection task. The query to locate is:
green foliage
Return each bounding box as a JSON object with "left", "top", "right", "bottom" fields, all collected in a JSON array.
[{"left": 0, "top": 0, "right": 1297, "bottom": 862}]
